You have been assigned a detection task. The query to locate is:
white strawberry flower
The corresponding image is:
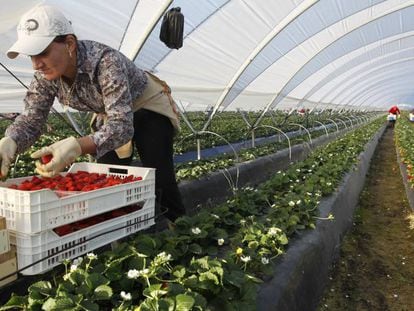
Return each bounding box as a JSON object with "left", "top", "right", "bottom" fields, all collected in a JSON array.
[
  {"left": 127, "top": 269, "right": 140, "bottom": 279},
  {"left": 191, "top": 227, "right": 201, "bottom": 235},
  {"left": 72, "top": 257, "right": 82, "bottom": 265},
  {"left": 240, "top": 255, "right": 251, "bottom": 263},
  {"left": 120, "top": 291, "right": 132, "bottom": 300},
  {"left": 217, "top": 238, "right": 224, "bottom": 246},
  {"left": 261, "top": 257, "right": 270, "bottom": 265},
  {"left": 268, "top": 227, "right": 281, "bottom": 236}
]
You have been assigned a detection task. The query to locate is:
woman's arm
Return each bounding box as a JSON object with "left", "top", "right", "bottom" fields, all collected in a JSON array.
[
  {"left": 5, "top": 72, "right": 56, "bottom": 153},
  {"left": 77, "top": 136, "right": 97, "bottom": 155}
]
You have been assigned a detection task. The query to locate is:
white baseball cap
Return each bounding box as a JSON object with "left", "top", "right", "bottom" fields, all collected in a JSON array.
[{"left": 7, "top": 5, "right": 74, "bottom": 59}]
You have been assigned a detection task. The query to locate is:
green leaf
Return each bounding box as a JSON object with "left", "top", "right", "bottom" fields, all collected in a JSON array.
[
  {"left": 278, "top": 233, "right": 288, "bottom": 245},
  {"left": 172, "top": 266, "right": 186, "bottom": 279},
  {"left": 247, "top": 241, "right": 259, "bottom": 249},
  {"left": 191, "top": 257, "right": 209, "bottom": 270},
  {"left": 174, "top": 216, "right": 192, "bottom": 229},
  {"left": 225, "top": 270, "right": 245, "bottom": 289},
  {"left": 0, "top": 295, "right": 28, "bottom": 310},
  {"left": 93, "top": 285, "right": 113, "bottom": 300},
  {"left": 75, "top": 284, "right": 91, "bottom": 296},
  {"left": 28, "top": 281, "right": 54, "bottom": 297},
  {"left": 143, "top": 284, "right": 168, "bottom": 299},
  {"left": 243, "top": 234, "right": 256, "bottom": 242},
  {"left": 175, "top": 294, "right": 195, "bottom": 311},
  {"left": 199, "top": 271, "right": 219, "bottom": 285},
  {"left": 189, "top": 243, "right": 203, "bottom": 255},
  {"left": 69, "top": 270, "right": 86, "bottom": 285},
  {"left": 245, "top": 273, "right": 263, "bottom": 284},
  {"left": 158, "top": 298, "right": 175, "bottom": 311},
  {"left": 42, "top": 297, "right": 75, "bottom": 311},
  {"left": 58, "top": 281, "right": 75, "bottom": 293},
  {"left": 78, "top": 300, "right": 100, "bottom": 311},
  {"left": 134, "top": 235, "right": 157, "bottom": 255},
  {"left": 188, "top": 292, "right": 208, "bottom": 310},
  {"left": 205, "top": 245, "right": 218, "bottom": 256},
  {"left": 139, "top": 298, "right": 158, "bottom": 311},
  {"left": 41, "top": 298, "right": 57, "bottom": 311},
  {"left": 118, "top": 276, "right": 135, "bottom": 292},
  {"left": 86, "top": 273, "right": 109, "bottom": 289},
  {"left": 165, "top": 283, "right": 186, "bottom": 296},
  {"left": 105, "top": 267, "right": 123, "bottom": 282}
]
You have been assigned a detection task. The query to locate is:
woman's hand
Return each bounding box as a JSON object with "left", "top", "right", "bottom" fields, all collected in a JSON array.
[
  {"left": 31, "top": 136, "right": 82, "bottom": 177},
  {"left": 0, "top": 137, "right": 17, "bottom": 178}
]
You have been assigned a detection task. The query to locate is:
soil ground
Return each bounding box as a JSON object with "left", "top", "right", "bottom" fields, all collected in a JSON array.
[{"left": 317, "top": 127, "right": 414, "bottom": 311}]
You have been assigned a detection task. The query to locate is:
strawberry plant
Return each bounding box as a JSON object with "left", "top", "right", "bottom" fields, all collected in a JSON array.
[{"left": 0, "top": 115, "right": 382, "bottom": 310}]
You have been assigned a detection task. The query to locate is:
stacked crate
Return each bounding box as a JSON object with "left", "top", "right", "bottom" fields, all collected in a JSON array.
[
  {"left": 0, "top": 163, "right": 155, "bottom": 275},
  {"left": 0, "top": 216, "right": 17, "bottom": 287}
]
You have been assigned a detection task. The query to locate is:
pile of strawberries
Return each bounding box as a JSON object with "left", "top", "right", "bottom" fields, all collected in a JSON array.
[
  {"left": 8, "top": 170, "right": 143, "bottom": 192},
  {"left": 53, "top": 203, "right": 143, "bottom": 236}
]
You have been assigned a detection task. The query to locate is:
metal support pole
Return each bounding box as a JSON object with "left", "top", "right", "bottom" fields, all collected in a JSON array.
[
  {"left": 335, "top": 118, "right": 348, "bottom": 129},
  {"left": 257, "top": 125, "right": 292, "bottom": 160},
  {"left": 289, "top": 123, "right": 312, "bottom": 145},
  {"left": 197, "top": 138, "right": 201, "bottom": 160},
  {"left": 327, "top": 119, "right": 340, "bottom": 134},
  {"left": 313, "top": 121, "right": 329, "bottom": 137},
  {"left": 251, "top": 129, "right": 256, "bottom": 148}
]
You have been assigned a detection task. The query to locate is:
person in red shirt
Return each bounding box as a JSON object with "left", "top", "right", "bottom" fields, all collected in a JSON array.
[
  {"left": 389, "top": 105, "right": 400, "bottom": 115},
  {"left": 387, "top": 105, "right": 400, "bottom": 128}
]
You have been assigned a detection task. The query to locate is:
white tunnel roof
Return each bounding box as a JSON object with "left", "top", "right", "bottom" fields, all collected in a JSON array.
[{"left": 1, "top": 0, "right": 414, "bottom": 114}]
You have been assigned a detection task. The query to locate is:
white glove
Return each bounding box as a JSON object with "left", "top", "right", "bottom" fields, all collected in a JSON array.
[
  {"left": 0, "top": 137, "right": 17, "bottom": 177},
  {"left": 31, "top": 137, "right": 82, "bottom": 177}
]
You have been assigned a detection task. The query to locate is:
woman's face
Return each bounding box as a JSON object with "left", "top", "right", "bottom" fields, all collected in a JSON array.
[{"left": 30, "top": 41, "right": 74, "bottom": 81}]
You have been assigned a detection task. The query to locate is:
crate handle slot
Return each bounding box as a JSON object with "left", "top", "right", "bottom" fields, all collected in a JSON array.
[{"left": 108, "top": 167, "right": 129, "bottom": 175}]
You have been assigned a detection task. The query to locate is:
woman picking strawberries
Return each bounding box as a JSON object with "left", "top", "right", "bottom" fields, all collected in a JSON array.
[{"left": 0, "top": 5, "right": 185, "bottom": 222}]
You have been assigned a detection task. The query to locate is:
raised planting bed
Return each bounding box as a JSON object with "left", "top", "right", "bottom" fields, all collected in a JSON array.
[
  {"left": 256, "top": 124, "right": 386, "bottom": 310},
  {"left": 179, "top": 118, "right": 378, "bottom": 214},
  {"left": 394, "top": 115, "right": 414, "bottom": 210}
]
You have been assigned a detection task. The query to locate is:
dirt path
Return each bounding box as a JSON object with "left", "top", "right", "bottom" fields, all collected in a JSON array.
[{"left": 317, "top": 128, "right": 414, "bottom": 311}]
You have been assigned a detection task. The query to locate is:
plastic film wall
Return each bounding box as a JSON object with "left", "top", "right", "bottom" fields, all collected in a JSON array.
[{"left": 0, "top": 0, "right": 413, "bottom": 115}]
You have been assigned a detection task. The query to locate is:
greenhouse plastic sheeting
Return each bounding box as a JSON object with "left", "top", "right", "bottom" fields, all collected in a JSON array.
[{"left": 1, "top": 0, "right": 414, "bottom": 114}]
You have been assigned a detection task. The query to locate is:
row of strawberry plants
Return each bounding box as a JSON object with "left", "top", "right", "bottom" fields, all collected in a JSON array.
[
  {"left": 8, "top": 128, "right": 327, "bottom": 180},
  {"left": 174, "top": 111, "right": 349, "bottom": 153},
  {"left": 0, "top": 111, "right": 357, "bottom": 179},
  {"left": 1, "top": 117, "right": 383, "bottom": 310},
  {"left": 176, "top": 128, "right": 329, "bottom": 181},
  {"left": 394, "top": 114, "right": 414, "bottom": 184},
  {"left": 5, "top": 125, "right": 334, "bottom": 180}
]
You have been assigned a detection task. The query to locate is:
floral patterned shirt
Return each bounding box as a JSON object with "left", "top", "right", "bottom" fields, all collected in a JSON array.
[{"left": 5, "top": 40, "right": 148, "bottom": 158}]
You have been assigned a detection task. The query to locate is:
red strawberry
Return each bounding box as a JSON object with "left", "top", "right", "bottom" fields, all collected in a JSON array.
[{"left": 41, "top": 154, "right": 53, "bottom": 164}]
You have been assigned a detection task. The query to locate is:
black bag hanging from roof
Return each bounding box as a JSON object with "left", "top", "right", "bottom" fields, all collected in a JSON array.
[{"left": 159, "top": 7, "right": 184, "bottom": 49}]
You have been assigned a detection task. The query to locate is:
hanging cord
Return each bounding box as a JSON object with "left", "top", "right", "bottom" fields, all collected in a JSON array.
[
  {"left": 0, "top": 204, "right": 169, "bottom": 283},
  {"left": 0, "top": 62, "right": 82, "bottom": 136}
]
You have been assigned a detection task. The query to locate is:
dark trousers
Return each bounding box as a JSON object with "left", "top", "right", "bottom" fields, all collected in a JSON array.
[{"left": 97, "top": 109, "right": 185, "bottom": 221}]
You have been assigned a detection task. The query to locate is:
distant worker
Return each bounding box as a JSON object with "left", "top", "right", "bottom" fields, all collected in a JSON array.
[
  {"left": 387, "top": 105, "right": 400, "bottom": 128},
  {"left": 388, "top": 105, "right": 401, "bottom": 116},
  {"left": 409, "top": 108, "right": 414, "bottom": 122}
]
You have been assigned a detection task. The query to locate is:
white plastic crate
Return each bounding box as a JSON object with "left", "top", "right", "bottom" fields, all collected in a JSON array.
[
  {"left": 387, "top": 114, "right": 397, "bottom": 121},
  {"left": 0, "top": 162, "right": 155, "bottom": 234},
  {"left": 9, "top": 196, "right": 155, "bottom": 275}
]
